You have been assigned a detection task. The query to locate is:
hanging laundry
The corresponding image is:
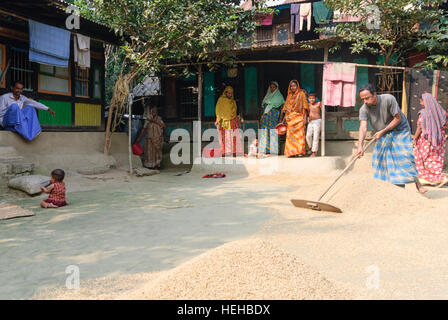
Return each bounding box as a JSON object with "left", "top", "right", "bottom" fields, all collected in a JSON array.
[
  {"left": 29, "top": 20, "right": 70, "bottom": 67},
  {"left": 74, "top": 34, "right": 91, "bottom": 68},
  {"left": 323, "top": 62, "right": 357, "bottom": 107},
  {"left": 299, "top": 3, "right": 312, "bottom": 32},
  {"left": 313, "top": 1, "right": 333, "bottom": 25},
  {"left": 290, "top": 3, "right": 301, "bottom": 34},
  {"left": 256, "top": 14, "right": 273, "bottom": 26}
]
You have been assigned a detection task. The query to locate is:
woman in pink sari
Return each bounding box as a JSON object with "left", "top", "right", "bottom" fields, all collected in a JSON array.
[{"left": 413, "top": 93, "right": 448, "bottom": 187}]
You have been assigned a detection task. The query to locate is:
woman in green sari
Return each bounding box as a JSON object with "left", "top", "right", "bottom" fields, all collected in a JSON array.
[{"left": 259, "top": 81, "right": 285, "bottom": 154}]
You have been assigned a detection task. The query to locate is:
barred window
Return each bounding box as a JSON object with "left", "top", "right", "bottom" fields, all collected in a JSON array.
[
  {"left": 10, "top": 47, "right": 34, "bottom": 92},
  {"left": 75, "top": 65, "right": 89, "bottom": 97}
]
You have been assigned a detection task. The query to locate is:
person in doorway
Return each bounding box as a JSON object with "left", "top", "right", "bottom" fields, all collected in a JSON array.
[
  {"left": 0, "top": 80, "right": 56, "bottom": 141},
  {"left": 214, "top": 86, "right": 243, "bottom": 156},
  {"left": 137, "top": 107, "right": 165, "bottom": 169},
  {"left": 356, "top": 84, "right": 427, "bottom": 194},
  {"left": 306, "top": 93, "right": 322, "bottom": 157},
  {"left": 413, "top": 93, "right": 448, "bottom": 187},
  {"left": 259, "top": 81, "right": 285, "bottom": 155},
  {"left": 280, "top": 80, "right": 309, "bottom": 157}
]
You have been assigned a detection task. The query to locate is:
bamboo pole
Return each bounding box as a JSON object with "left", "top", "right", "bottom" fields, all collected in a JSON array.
[{"left": 162, "top": 60, "right": 407, "bottom": 71}]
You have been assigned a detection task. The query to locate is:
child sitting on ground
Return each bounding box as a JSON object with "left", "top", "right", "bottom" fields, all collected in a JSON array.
[
  {"left": 245, "top": 138, "right": 269, "bottom": 158},
  {"left": 306, "top": 93, "right": 322, "bottom": 157},
  {"left": 40, "top": 169, "right": 67, "bottom": 208},
  {"left": 246, "top": 138, "right": 258, "bottom": 157}
]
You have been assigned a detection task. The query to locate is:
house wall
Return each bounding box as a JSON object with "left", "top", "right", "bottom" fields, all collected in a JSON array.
[{"left": 0, "top": 16, "right": 106, "bottom": 132}]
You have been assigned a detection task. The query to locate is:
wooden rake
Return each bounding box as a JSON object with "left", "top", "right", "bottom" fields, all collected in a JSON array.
[{"left": 291, "top": 139, "right": 376, "bottom": 213}]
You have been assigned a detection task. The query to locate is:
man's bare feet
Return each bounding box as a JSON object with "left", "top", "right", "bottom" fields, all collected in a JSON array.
[
  {"left": 415, "top": 178, "right": 428, "bottom": 194},
  {"left": 418, "top": 186, "right": 428, "bottom": 194},
  {"left": 310, "top": 152, "right": 317, "bottom": 157}
]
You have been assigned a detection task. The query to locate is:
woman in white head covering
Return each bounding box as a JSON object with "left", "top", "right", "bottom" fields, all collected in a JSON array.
[{"left": 258, "top": 81, "right": 285, "bottom": 154}]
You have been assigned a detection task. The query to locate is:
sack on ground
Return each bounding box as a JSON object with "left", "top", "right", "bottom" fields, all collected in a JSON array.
[{"left": 8, "top": 175, "right": 51, "bottom": 195}]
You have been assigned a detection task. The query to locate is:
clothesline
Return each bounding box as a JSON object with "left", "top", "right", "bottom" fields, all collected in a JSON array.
[{"left": 162, "top": 59, "right": 407, "bottom": 71}]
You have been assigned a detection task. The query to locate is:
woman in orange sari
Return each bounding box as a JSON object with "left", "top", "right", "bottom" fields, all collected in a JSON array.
[{"left": 280, "top": 80, "right": 309, "bottom": 157}]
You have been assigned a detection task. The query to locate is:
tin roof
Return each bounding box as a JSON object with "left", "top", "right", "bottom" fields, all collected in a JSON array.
[{"left": 0, "top": 0, "right": 122, "bottom": 45}]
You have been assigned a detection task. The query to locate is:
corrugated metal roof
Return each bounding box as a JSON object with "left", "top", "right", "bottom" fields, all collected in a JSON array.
[{"left": 235, "top": 36, "right": 339, "bottom": 53}]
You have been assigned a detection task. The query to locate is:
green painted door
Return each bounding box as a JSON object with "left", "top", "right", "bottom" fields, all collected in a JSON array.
[
  {"left": 244, "top": 66, "right": 258, "bottom": 117},
  {"left": 300, "top": 64, "right": 315, "bottom": 93},
  {"left": 204, "top": 72, "right": 215, "bottom": 117}
]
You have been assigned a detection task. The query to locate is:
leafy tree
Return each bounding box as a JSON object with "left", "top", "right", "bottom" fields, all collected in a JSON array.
[
  {"left": 307, "top": 0, "right": 446, "bottom": 91},
  {"left": 73, "top": 0, "right": 269, "bottom": 154},
  {"left": 415, "top": 14, "right": 448, "bottom": 70}
]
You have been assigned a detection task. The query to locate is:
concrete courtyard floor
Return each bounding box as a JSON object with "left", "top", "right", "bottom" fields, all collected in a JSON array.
[
  {"left": 0, "top": 168, "right": 287, "bottom": 299},
  {"left": 2, "top": 157, "right": 448, "bottom": 299}
]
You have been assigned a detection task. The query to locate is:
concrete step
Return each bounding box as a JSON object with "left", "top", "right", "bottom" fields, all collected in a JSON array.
[{"left": 0, "top": 162, "right": 34, "bottom": 178}]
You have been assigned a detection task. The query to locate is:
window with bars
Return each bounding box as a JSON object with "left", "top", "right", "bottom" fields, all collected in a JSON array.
[
  {"left": 10, "top": 47, "right": 34, "bottom": 92},
  {"left": 75, "top": 65, "right": 90, "bottom": 97},
  {"left": 179, "top": 85, "right": 198, "bottom": 119},
  {"left": 256, "top": 28, "right": 273, "bottom": 47}
]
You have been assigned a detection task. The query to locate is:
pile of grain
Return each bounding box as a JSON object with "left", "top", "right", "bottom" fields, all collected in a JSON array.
[
  {"left": 34, "top": 239, "right": 354, "bottom": 300},
  {"left": 317, "top": 174, "right": 428, "bottom": 216}
]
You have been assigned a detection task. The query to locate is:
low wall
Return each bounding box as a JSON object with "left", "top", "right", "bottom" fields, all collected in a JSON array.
[{"left": 1, "top": 131, "right": 446, "bottom": 174}]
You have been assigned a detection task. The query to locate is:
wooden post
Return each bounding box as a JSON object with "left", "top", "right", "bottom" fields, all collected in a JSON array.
[
  {"left": 128, "top": 94, "right": 133, "bottom": 174},
  {"left": 321, "top": 46, "right": 329, "bottom": 157},
  {"left": 197, "top": 64, "right": 203, "bottom": 158}
]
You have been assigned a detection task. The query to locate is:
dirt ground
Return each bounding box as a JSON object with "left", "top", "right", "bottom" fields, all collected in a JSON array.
[{"left": 2, "top": 155, "right": 448, "bottom": 300}]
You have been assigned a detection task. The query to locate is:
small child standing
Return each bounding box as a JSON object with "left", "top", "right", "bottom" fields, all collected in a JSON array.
[
  {"left": 40, "top": 169, "right": 67, "bottom": 208},
  {"left": 306, "top": 93, "right": 322, "bottom": 157}
]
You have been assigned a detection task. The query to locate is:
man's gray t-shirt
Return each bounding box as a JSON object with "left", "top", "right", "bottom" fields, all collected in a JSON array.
[{"left": 359, "top": 94, "right": 410, "bottom": 132}]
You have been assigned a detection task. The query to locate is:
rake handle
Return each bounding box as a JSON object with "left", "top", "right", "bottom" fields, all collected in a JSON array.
[{"left": 317, "top": 139, "right": 376, "bottom": 202}]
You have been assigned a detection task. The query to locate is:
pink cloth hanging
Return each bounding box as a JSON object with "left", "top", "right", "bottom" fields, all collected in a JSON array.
[
  {"left": 259, "top": 14, "right": 273, "bottom": 26},
  {"left": 323, "top": 62, "right": 357, "bottom": 107}
]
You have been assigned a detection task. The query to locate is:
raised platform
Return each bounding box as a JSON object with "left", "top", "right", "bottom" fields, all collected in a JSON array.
[{"left": 191, "top": 155, "right": 347, "bottom": 177}]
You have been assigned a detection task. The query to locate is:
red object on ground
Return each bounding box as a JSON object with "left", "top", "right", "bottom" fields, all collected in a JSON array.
[
  {"left": 132, "top": 142, "right": 143, "bottom": 156},
  {"left": 202, "top": 173, "right": 226, "bottom": 178},
  {"left": 203, "top": 148, "right": 222, "bottom": 158}
]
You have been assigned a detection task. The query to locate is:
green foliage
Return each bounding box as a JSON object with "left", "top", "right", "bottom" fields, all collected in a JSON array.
[
  {"left": 415, "top": 15, "right": 448, "bottom": 70},
  {"left": 82, "top": 0, "right": 268, "bottom": 75},
  {"left": 315, "top": 0, "right": 446, "bottom": 67}
]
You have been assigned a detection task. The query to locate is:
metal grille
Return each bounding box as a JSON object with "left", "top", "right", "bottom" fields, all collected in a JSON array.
[
  {"left": 179, "top": 86, "right": 198, "bottom": 119},
  {"left": 10, "top": 47, "right": 34, "bottom": 92},
  {"left": 375, "top": 70, "right": 403, "bottom": 104}
]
